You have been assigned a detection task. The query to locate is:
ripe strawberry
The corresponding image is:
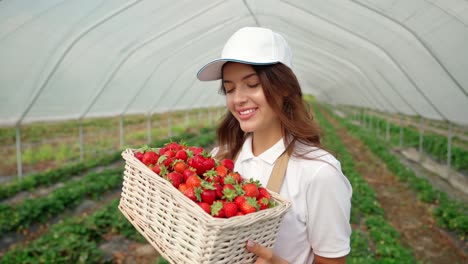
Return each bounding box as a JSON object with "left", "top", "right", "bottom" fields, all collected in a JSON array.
[
  {"left": 242, "top": 182, "right": 259, "bottom": 198},
  {"left": 188, "top": 153, "right": 215, "bottom": 176},
  {"left": 258, "top": 187, "right": 271, "bottom": 200},
  {"left": 202, "top": 156, "right": 216, "bottom": 174},
  {"left": 187, "top": 155, "right": 204, "bottom": 175},
  {"left": 188, "top": 146, "right": 204, "bottom": 155},
  {"left": 186, "top": 175, "right": 202, "bottom": 188},
  {"left": 142, "top": 151, "right": 159, "bottom": 165},
  {"left": 175, "top": 149, "right": 188, "bottom": 161},
  {"left": 165, "top": 142, "right": 182, "bottom": 151},
  {"left": 213, "top": 182, "right": 224, "bottom": 199},
  {"left": 173, "top": 160, "right": 187, "bottom": 173},
  {"left": 228, "top": 171, "right": 242, "bottom": 184},
  {"left": 215, "top": 165, "right": 228, "bottom": 177},
  {"left": 220, "top": 158, "right": 235, "bottom": 171},
  {"left": 211, "top": 201, "right": 225, "bottom": 218},
  {"left": 152, "top": 164, "right": 168, "bottom": 177},
  {"left": 200, "top": 181, "right": 216, "bottom": 205},
  {"left": 161, "top": 156, "right": 175, "bottom": 169},
  {"left": 201, "top": 189, "right": 216, "bottom": 205},
  {"left": 178, "top": 183, "right": 188, "bottom": 194},
  {"left": 234, "top": 196, "right": 247, "bottom": 209},
  {"left": 197, "top": 202, "right": 211, "bottom": 214},
  {"left": 183, "top": 168, "right": 197, "bottom": 182},
  {"left": 166, "top": 172, "right": 183, "bottom": 188},
  {"left": 258, "top": 197, "right": 270, "bottom": 210},
  {"left": 184, "top": 186, "right": 202, "bottom": 202},
  {"left": 223, "top": 202, "right": 238, "bottom": 218},
  {"left": 203, "top": 169, "right": 220, "bottom": 183},
  {"left": 163, "top": 157, "right": 175, "bottom": 170},
  {"left": 134, "top": 151, "right": 144, "bottom": 161},
  {"left": 163, "top": 149, "right": 175, "bottom": 159},
  {"left": 239, "top": 197, "right": 259, "bottom": 215}
]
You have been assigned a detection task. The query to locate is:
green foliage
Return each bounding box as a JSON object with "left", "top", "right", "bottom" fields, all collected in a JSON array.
[
  {"left": 0, "top": 199, "right": 131, "bottom": 264},
  {"left": 348, "top": 230, "right": 375, "bottom": 264},
  {"left": 155, "top": 257, "right": 171, "bottom": 264},
  {"left": 0, "top": 127, "right": 219, "bottom": 263},
  {"left": 332, "top": 107, "right": 468, "bottom": 240},
  {"left": 369, "top": 115, "right": 467, "bottom": 172},
  {"left": 0, "top": 169, "right": 123, "bottom": 233},
  {"left": 0, "top": 152, "right": 121, "bottom": 200},
  {"left": 312, "top": 103, "right": 418, "bottom": 263}
]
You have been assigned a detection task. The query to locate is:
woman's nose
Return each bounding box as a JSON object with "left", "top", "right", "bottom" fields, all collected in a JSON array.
[{"left": 232, "top": 88, "right": 247, "bottom": 105}]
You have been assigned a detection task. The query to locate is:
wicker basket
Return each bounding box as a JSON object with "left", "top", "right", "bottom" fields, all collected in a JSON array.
[{"left": 118, "top": 148, "right": 291, "bottom": 264}]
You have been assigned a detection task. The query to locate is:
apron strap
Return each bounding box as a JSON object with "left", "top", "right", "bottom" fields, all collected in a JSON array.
[{"left": 266, "top": 143, "right": 294, "bottom": 193}]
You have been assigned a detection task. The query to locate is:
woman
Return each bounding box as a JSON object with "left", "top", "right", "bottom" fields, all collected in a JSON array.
[{"left": 197, "top": 27, "right": 352, "bottom": 264}]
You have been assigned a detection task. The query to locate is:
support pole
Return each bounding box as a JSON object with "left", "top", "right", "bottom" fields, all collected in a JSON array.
[
  {"left": 447, "top": 122, "right": 452, "bottom": 177},
  {"left": 419, "top": 117, "right": 424, "bottom": 162},
  {"left": 185, "top": 112, "right": 189, "bottom": 127},
  {"left": 376, "top": 118, "right": 380, "bottom": 137},
  {"left": 168, "top": 113, "right": 172, "bottom": 138},
  {"left": 119, "top": 115, "right": 124, "bottom": 150},
  {"left": 208, "top": 109, "right": 213, "bottom": 125},
  {"left": 363, "top": 110, "right": 367, "bottom": 128},
  {"left": 146, "top": 113, "right": 152, "bottom": 144},
  {"left": 385, "top": 118, "right": 390, "bottom": 142},
  {"left": 399, "top": 115, "right": 403, "bottom": 147},
  {"left": 16, "top": 126, "right": 23, "bottom": 179},
  {"left": 79, "top": 122, "right": 84, "bottom": 161}
]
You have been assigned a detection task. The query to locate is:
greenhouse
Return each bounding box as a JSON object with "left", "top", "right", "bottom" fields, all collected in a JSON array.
[{"left": 0, "top": 0, "right": 467, "bottom": 263}]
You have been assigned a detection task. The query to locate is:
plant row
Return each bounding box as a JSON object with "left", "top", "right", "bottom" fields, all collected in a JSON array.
[
  {"left": 313, "top": 104, "right": 417, "bottom": 263},
  {"left": 0, "top": 199, "right": 143, "bottom": 264},
  {"left": 0, "top": 128, "right": 217, "bottom": 234},
  {"left": 360, "top": 114, "right": 467, "bottom": 172},
  {"left": 1, "top": 129, "right": 218, "bottom": 263},
  {"left": 333, "top": 108, "right": 468, "bottom": 239},
  {"left": 0, "top": 130, "right": 200, "bottom": 201},
  {"left": 0, "top": 168, "right": 123, "bottom": 233}
]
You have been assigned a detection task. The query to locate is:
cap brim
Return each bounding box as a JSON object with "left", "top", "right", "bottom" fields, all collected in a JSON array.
[
  {"left": 197, "top": 59, "right": 280, "bottom": 81},
  {"left": 196, "top": 59, "right": 228, "bottom": 81}
]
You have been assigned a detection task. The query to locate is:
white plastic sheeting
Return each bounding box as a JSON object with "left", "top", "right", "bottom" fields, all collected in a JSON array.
[{"left": 1, "top": 0, "right": 467, "bottom": 126}]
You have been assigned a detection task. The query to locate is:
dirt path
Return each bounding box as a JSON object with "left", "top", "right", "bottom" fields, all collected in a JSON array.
[{"left": 324, "top": 111, "right": 468, "bottom": 263}]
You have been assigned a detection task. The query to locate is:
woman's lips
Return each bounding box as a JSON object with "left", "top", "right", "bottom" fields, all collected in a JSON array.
[{"left": 237, "top": 108, "right": 257, "bottom": 120}]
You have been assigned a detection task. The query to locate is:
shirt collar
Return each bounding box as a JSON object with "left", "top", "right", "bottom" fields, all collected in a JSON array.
[{"left": 238, "top": 134, "right": 287, "bottom": 165}]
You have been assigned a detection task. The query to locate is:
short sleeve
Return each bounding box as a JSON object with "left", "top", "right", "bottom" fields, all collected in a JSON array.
[{"left": 306, "top": 163, "right": 352, "bottom": 258}]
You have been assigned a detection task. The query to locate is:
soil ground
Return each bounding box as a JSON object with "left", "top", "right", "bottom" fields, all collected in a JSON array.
[{"left": 323, "top": 110, "right": 468, "bottom": 264}]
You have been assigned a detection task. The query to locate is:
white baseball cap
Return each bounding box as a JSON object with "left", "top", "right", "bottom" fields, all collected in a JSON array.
[{"left": 197, "top": 27, "right": 293, "bottom": 81}]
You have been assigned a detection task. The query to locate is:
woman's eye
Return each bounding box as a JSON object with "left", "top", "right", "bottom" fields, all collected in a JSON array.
[
  {"left": 247, "top": 83, "right": 260, "bottom": 88},
  {"left": 225, "top": 88, "right": 234, "bottom": 94}
]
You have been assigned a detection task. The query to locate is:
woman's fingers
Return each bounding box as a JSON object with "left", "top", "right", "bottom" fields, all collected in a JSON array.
[{"left": 246, "top": 240, "right": 274, "bottom": 260}]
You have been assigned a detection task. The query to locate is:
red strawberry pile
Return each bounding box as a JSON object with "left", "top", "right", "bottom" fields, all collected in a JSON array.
[{"left": 134, "top": 142, "right": 275, "bottom": 218}]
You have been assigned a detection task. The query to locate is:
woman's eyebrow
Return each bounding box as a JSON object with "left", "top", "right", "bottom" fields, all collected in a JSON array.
[{"left": 223, "top": 73, "right": 258, "bottom": 83}]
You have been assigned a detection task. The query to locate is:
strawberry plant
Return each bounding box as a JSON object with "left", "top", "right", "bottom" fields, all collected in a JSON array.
[
  {"left": 332, "top": 109, "right": 468, "bottom": 240},
  {"left": 313, "top": 103, "right": 417, "bottom": 263}
]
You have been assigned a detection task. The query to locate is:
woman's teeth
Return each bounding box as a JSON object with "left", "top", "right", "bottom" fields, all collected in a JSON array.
[{"left": 240, "top": 109, "right": 256, "bottom": 115}]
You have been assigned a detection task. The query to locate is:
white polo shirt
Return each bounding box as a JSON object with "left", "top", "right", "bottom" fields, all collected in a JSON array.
[{"left": 234, "top": 135, "right": 352, "bottom": 264}]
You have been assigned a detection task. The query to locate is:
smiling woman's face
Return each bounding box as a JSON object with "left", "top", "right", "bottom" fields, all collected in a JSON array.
[{"left": 222, "top": 62, "right": 281, "bottom": 135}]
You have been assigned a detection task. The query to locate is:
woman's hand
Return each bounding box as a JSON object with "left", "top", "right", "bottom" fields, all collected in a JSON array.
[{"left": 246, "top": 240, "right": 289, "bottom": 264}]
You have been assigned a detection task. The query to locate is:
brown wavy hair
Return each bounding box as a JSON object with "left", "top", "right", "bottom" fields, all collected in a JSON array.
[{"left": 214, "top": 62, "right": 322, "bottom": 160}]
